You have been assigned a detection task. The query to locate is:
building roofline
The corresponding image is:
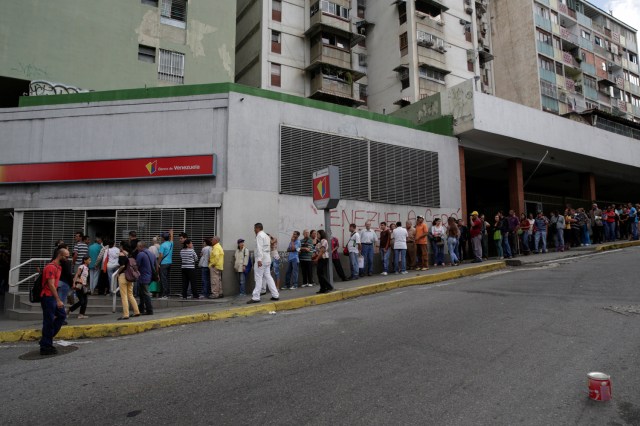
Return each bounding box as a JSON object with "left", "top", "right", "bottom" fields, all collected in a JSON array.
[
  {"left": 17, "top": 82, "right": 454, "bottom": 136},
  {"left": 582, "top": 0, "right": 637, "bottom": 32}
]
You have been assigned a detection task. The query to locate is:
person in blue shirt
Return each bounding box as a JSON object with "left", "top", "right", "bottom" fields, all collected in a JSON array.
[
  {"left": 87, "top": 234, "right": 104, "bottom": 294},
  {"left": 629, "top": 203, "right": 638, "bottom": 241},
  {"left": 284, "top": 231, "right": 301, "bottom": 290},
  {"left": 158, "top": 229, "right": 174, "bottom": 299}
]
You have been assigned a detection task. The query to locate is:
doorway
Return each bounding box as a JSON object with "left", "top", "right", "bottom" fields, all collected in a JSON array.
[{"left": 86, "top": 210, "right": 116, "bottom": 243}]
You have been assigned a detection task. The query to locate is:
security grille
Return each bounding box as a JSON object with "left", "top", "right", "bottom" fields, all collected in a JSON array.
[
  {"left": 280, "top": 125, "right": 440, "bottom": 207},
  {"left": 115, "top": 208, "right": 216, "bottom": 296},
  {"left": 160, "top": 0, "right": 187, "bottom": 25},
  {"left": 18, "top": 210, "right": 86, "bottom": 290},
  {"left": 158, "top": 49, "right": 185, "bottom": 84},
  {"left": 280, "top": 125, "right": 369, "bottom": 201}
]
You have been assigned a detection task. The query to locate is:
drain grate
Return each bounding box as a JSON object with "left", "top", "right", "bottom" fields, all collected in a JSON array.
[{"left": 19, "top": 345, "right": 78, "bottom": 360}]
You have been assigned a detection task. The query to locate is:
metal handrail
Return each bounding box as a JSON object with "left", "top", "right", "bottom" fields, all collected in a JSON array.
[
  {"left": 8, "top": 258, "right": 50, "bottom": 288},
  {"left": 111, "top": 271, "right": 120, "bottom": 313}
]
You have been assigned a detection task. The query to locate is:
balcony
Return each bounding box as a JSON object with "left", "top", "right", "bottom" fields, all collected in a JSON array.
[
  {"left": 558, "top": 3, "right": 576, "bottom": 20},
  {"left": 309, "top": 74, "right": 363, "bottom": 105},
  {"left": 578, "top": 37, "right": 593, "bottom": 51},
  {"left": 537, "top": 0, "right": 550, "bottom": 5},
  {"left": 560, "top": 27, "right": 579, "bottom": 47},
  {"left": 309, "top": 44, "right": 352, "bottom": 71},
  {"left": 542, "top": 95, "right": 560, "bottom": 113},
  {"left": 539, "top": 68, "right": 556, "bottom": 83},
  {"left": 598, "top": 91, "right": 611, "bottom": 105},
  {"left": 629, "top": 62, "right": 639, "bottom": 74},
  {"left": 584, "top": 85, "right": 598, "bottom": 101},
  {"left": 537, "top": 40, "right": 554, "bottom": 58},
  {"left": 633, "top": 104, "right": 640, "bottom": 118},
  {"left": 576, "top": 12, "right": 591, "bottom": 28},
  {"left": 562, "top": 51, "right": 580, "bottom": 69},
  {"left": 580, "top": 62, "right": 596, "bottom": 76},
  {"left": 535, "top": 14, "right": 552, "bottom": 32},
  {"left": 307, "top": 10, "right": 352, "bottom": 38}
]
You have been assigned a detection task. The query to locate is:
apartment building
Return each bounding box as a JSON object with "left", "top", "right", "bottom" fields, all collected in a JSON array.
[
  {"left": 0, "top": 0, "right": 236, "bottom": 107},
  {"left": 235, "top": 0, "right": 495, "bottom": 113},
  {"left": 491, "top": 0, "right": 640, "bottom": 122}
]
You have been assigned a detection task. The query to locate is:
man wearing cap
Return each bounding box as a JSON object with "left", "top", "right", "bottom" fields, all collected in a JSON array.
[
  {"left": 247, "top": 223, "right": 279, "bottom": 304},
  {"left": 415, "top": 216, "right": 429, "bottom": 270},
  {"left": 469, "top": 211, "right": 483, "bottom": 263},
  {"left": 209, "top": 236, "right": 224, "bottom": 299}
]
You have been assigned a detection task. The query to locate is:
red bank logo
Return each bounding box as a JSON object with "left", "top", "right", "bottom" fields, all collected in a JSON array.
[{"left": 146, "top": 160, "right": 158, "bottom": 175}]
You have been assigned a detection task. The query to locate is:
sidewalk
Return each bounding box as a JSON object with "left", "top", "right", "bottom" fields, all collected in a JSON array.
[{"left": 2, "top": 240, "right": 638, "bottom": 343}]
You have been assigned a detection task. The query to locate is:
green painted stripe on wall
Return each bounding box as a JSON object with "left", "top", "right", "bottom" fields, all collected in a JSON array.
[{"left": 18, "top": 83, "right": 454, "bottom": 136}]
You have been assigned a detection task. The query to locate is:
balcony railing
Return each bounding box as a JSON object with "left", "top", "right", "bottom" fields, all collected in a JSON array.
[
  {"left": 578, "top": 37, "right": 593, "bottom": 51},
  {"left": 576, "top": 12, "right": 591, "bottom": 28},
  {"left": 535, "top": 14, "right": 552, "bottom": 32},
  {"left": 584, "top": 85, "right": 598, "bottom": 100},
  {"left": 310, "top": 74, "right": 354, "bottom": 99},
  {"left": 633, "top": 104, "right": 640, "bottom": 118},
  {"left": 539, "top": 68, "right": 556, "bottom": 83},
  {"left": 537, "top": 40, "right": 554, "bottom": 57},
  {"left": 629, "top": 62, "right": 639, "bottom": 73},
  {"left": 598, "top": 91, "right": 611, "bottom": 104},
  {"left": 580, "top": 62, "right": 596, "bottom": 76},
  {"left": 560, "top": 27, "right": 578, "bottom": 45},
  {"left": 562, "top": 51, "right": 580, "bottom": 68},
  {"left": 310, "top": 44, "right": 352, "bottom": 69},
  {"left": 542, "top": 95, "right": 560, "bottom": 112}
]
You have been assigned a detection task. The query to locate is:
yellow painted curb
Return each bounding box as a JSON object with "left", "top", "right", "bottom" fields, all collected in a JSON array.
[
  {"left": 0, "top": 262, "right": 504, "bottom": 343},
  {"left": 595, "top": 240, "right": 640, "bottom": 252}
]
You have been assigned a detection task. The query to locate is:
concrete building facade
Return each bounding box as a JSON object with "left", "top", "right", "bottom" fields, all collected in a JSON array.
[
  {"left": 491, "top": 0, "right": 640, "bottom": 122},
  {"left": 0, "top": 0, "right": 236, "bottom": 107},
  {"left": 0, "top": 84, "right": 459, "bottom": 316},
  {"left": 234, "top": 0, "right": 494, "bottom": 114}
]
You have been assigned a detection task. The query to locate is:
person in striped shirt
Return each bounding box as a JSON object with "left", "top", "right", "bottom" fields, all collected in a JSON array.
[
  {"left": 180, "top": 239, "right": 199, "bottom": 300},
  {"left": 72, "top": 231, "right": 89, "bottom": 272}
]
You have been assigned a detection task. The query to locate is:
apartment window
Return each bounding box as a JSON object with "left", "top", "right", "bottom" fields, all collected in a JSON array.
[
  {"left": 630, "top": 52, "right": 638, "bottom": 64},
  {"left": 310, "top": 1, "right": 349, "bottom": 19},
  {"left": 141, "top": 0, "right": 158, "bottom": 6},
  {"left": 358, "top": 53, "right": 367, "bottom": 67},
  {"left": 271, "top": 63, "right": 281, "bottom": 87},
  {"left": 399, "top": 32, "right": 408, "bottom": 56},
  {"left": 581, "top": 30, "right": 590, "bottom": 40},
  {"left": 535, "top": 4, "right": 549, "bottom": 19},
  {"left": 401, "top": 75, "right": 410, "bottom": 90},
  {"left": 321, "top": 32, "right": 349, "bottom": 50},
  {"left": 272, "top": 0, "right": 282, "bottom": 22},
  {"left": 594, "top": 36, "right": 602, "bottom": 47},
  {"left": 467, "top": 60, "right": 474, "bottom": 72},
  {"left": 584, "top": 76, "right": 597, "bottom": 90},
  {"left": 419, "top": 66, "right": 446, "bottom": 83},
  {"left": 550, "top": 11, "right": 558, "bottom": 24},
  {"left": 632, "top": 96, "right": 640, "bottom": 107},
  {"left": 630, "top": 73, "right": 640, "bottom": 87},
  {"left": 553, "top": 36, "right": 561, "bottom": 49},
  {"left": 158, "top": 49, "right": 185, "bottom": 84},
  {"left": 398, "top": 2, "right": 407, "bottom": 25},
  {"left": 538, "top": 55, "right": 553, "bottom": 71},
  {"left": 417, "top": 31, "right": 445, "bottom": 49},
  {"left": 537, "top": 30, "right": 551, "bottom": 45},
  {"left": 138, "top": 44, "right": 156, "bottom": 63},
  {"left": 271, "top": 31, "right": 281, "bottom": 54},
  {"left": 161, "top": 0, "right": 187, "bottom": 29},
  {"left": 555, "top": 61, "right": 563, "bottom": 75},
  {"left": 464, "top": 24, "right": 472, "bottom": 43}
]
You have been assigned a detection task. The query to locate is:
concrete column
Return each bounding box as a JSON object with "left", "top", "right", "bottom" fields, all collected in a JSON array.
[
  {"left": 459, "top": 146, "right": 467, "bottom": 220},
  {"left": 9, "top": 211, "right": 23, "bottom": 294},
  {"left": 508, "top": 158, "right": 525, "bottom": 214},
  {"left": 580, "top": 173, "right": 596, "bottom": 202}
]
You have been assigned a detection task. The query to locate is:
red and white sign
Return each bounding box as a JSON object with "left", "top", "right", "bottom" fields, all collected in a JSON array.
[
  {"left": 0, "top": 154, "right": 216, "bottom": 184},
  {"left": 312, "top": 166, "right": 340, "bottom": 210}
]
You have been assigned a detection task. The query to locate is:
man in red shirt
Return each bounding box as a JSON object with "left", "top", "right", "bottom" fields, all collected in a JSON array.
[
  {"left": 39, "top": 248, "right": 69, "bottom": 356},
  {"left": 469, "top": 211, "right": 484, "bottom": 263}
]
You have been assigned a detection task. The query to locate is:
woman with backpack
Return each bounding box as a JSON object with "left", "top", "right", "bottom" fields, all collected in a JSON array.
[{"left": 116, "top": 241, "right": 140, "bottom": 320}]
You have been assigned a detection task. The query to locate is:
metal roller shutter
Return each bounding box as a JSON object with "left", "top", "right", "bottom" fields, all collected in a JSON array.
[{"left": 19, "top": 210, "right": 86, "bottom": 290}]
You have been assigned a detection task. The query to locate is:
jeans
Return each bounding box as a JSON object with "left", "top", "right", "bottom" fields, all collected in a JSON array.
[
  {"left": 57, "top": 281, "right": 70, "bottom": 304},
  {"left": 380, "top": 248, "right": 390, "bottom": 272},
  {"left": 201, "top": 267, "right": 211, "bottom": 297},
  {"left": 271, "top": 258, "right": 281, "bottom": 284},
  {"left": 40, "top": 296, "right": 66, "bottom": 349},
  {"left": 300, "top": 260, "right": 312, "bottom": 285},
  {"left": 285, "top": 259, "right": 299, "bottom": 289},
  {"left": 434, "top": 242, "right": 445, "bottom": 265},
  {"left": 181, "top": 268, "right": 199, "bottom": 299},
  {"left": 138, "top": 282, "right": 153, "bottom": 314},
  {"left": 521, "top": 231, "right": 530, "bottom": 253},
  {"left": 238, "top": 272, "right": 247, "bottom": 295},
  {"left": 494, "top": 238, "right": 503, "bottom": 258},
  {"left": 348, "top": 252, "right": 359, "bottom": 279},
  {"left": 501, "top": 233, "right": 512, "bottom": 258},
  {"left": 554, "top": 228, "right": 565, "bottom": 251},
  {"left": 632, "top": 222, "right": 638, "bottom": 240},
  {"left": 395, "top": 249, "right": 407, "bottom": 273},
  {"left": 160, "top": 264, "right": 171, "bottom": 297},
  {"left": 534, "top": 231, "right": 547, "bottom": 253},
  {"left": 447, "top": 237, "right": 459, "bottom": 264},
  {"left": 604, "top": 222, "right": 615, "bottom": 242},
  {"left": 90, "top": 268, "right": 101, "bottom": 292},
  {"left": 582, "top": 224, "right": 592, "bottom": 245},
  {"left": 69, "top": 288, "right": 88, "bottom": 315},
  {"left": 361, "top": 244, "right": 374, "bottom": 274}
]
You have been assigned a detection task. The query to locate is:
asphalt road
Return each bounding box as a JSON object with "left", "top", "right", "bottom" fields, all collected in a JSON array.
[{"left": 2, "top": 248, "right": 640, "bottom": 425}]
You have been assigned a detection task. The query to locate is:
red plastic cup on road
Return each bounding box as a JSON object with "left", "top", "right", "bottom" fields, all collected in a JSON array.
[{"left": 587, "top": 372, "right": 612, "bottom": 401}]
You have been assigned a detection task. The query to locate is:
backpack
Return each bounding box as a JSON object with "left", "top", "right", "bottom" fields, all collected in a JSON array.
[
  {"left": 29, "top": 273, "right": 43, "bottom": 303},
  {"left": 124, "top": 257, "right": 141, "bottom": 282}
]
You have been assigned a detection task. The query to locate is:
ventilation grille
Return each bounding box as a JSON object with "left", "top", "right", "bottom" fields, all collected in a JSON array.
[{"left": 280, "top": 125, "right": 440, "bottom": 207}]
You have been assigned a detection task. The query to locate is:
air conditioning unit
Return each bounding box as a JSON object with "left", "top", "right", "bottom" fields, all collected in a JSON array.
[
  {"left": 437, "top": 45, "right": 447, "bottom": 53},
  {"left": 465, "top": 6, "right": 473, "bottom": 14},
  {"left": 426, "top": 40, "right": 435, "bottom": 47}
]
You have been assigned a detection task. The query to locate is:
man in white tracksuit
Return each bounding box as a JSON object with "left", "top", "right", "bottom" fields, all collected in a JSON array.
[{"left": 247, "top": 223, "right": 280, "bottom": 304}]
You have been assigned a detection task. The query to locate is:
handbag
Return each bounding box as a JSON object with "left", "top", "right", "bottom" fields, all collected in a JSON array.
[
  {"left": 149, "top": 280, "right": 159, "bottom": 293},
  {"left": 493, "top": 229, "right": 502, "bottom": 241},
  {"left": 343, "top": 247, "right": 349, "bottom": 256}
]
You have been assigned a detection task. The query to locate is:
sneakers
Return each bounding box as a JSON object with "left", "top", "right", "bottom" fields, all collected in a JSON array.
[
  {"left": 246, "top": 299, "right": 260, "bottom": 304},
  {"left": 401, "top": 271, "right": 408, "bottom": 274},
  {"left": 77, "top": 314, "right": 89, "bottom": 319},
  {"left": 40, "top": 346, "right": 58, "bottom": 356},
  {"left": 161, "top": 296, "right": 169, "bottom": 300},
  {"left": 270, "top": 297, "right": 279, "bottom": 301},
  {"left": 381, "top": 272, "right": 388, "bottom": 276}
]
